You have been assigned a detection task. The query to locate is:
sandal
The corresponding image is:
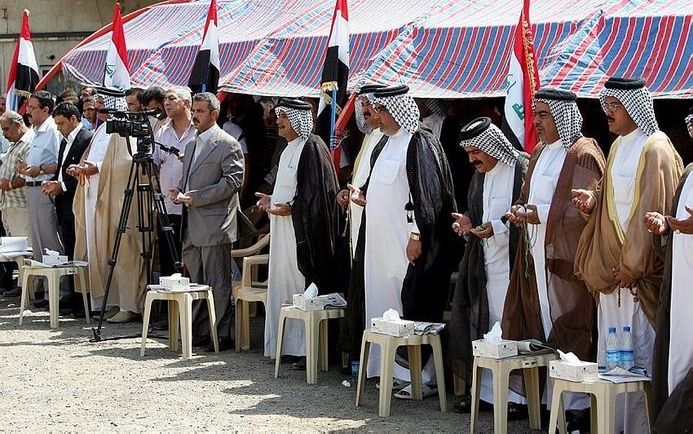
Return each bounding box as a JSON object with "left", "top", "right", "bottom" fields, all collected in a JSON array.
[
  {"left": 376, "top": 378, "right": 409, "bottom": 392},
  {"left": 394, "top": 384, "right": 438, "bottom": 400}
]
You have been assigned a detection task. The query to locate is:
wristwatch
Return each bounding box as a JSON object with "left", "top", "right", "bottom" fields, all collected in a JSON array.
[
  {"left": 38, "top": 164, "right": 45, "bottom": 175},
  {"left": 409, "top": 232, "right": 421, "bottom": 242}
]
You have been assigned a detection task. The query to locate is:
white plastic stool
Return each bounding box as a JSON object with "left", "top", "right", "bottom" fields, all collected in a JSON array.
[
  {"left": 548, "top": 377, "right": 652, "bottom": 434},
  {"left": 274, "top": 305, "right": 345, "bottom": 384},
  {"left": 355, "top": 330, "right": 447, "bottom": 418},
  {"left": 470, "top": 352, "right": 558, "bottom": 434},
  {"left": 19, "top": 264, "right": 89, "bottom": 329},
  {"left": 232, "top": 254, "right": 268, "bottom": 352},
  {"left": 140, "top": 285, "right": 218, "bottom": 359}
]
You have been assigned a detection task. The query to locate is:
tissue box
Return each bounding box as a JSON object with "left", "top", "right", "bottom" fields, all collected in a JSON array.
[
  {"left": 472, "top": 339, "right": 519, "bottom": 359},
  {"left": 370, "top": 317, "right": 415, "bottom": 337},
  {"left": 42, "top": 254, "right": 69, "bottom": 266},
  {"left": 293, "top": 294, "right": 327, "bottom": 311},
  {"left": 549, "top": 360, "right": 598, "bottom": 382},
  {"left": 160, "top": 275, "right": 190, "bottom": 291},
  {"left": 0, "top": 237, "right": 29, "bottom": 253}
]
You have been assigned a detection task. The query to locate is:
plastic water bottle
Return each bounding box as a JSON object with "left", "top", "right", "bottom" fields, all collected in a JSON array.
[
  {"left": 606, "top": 327, "right": 620, "bottom": 371},
  {"left": 620, "top": 326, "right": 635, "bottom": 371}
]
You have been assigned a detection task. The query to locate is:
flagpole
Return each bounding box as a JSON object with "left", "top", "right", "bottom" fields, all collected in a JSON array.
[{"left": 330, "top": 88, "right": 337, "bottom": 149}]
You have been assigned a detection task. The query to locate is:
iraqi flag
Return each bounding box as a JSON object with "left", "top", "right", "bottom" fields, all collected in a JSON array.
[
  {"left": 188, "top": 0, "right": 220, "bottom": 94},
  {"left": 503, "top": 0, "right": 540, "bottom": 153},
  {"left": 5, "top": 10, "right": 40, "bottom": 112},
  {"left": 103, "top": 3, "right": 131, "bottom": 90},
  {"left": 317, "top": 0, "right": 350, "bottom": 151}
]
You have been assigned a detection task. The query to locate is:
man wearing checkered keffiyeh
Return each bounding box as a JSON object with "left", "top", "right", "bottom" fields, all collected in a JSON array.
[
  {"left": 348, "top": 84, "right": 456, "bottom": 394},
  {"left": 448, "top": 117, "right": 528, "bottom": 408},
  {"left": 259, "top": 97, "right": 340, "bottom": 361},
  {"left": 502, "top": 88, "right": 606, "bottom": 414},
  {"left": 574, "top": 77, "right": 683, "bottom": 434}
]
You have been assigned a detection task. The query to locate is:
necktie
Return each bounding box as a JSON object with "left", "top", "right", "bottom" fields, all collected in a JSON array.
[
  {"left": 57, "top": 137, "right": 68, "bottom": 181},
  {"left": 184, "top": 139, "right": 198, "bottom": 191}
]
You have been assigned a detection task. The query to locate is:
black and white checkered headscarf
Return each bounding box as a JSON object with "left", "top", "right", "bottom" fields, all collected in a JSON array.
[
  {"left": 354, "top": 97, "right": 371, "bottom": 134},
  {"left": 459, "top": 118, "right": 518, "bottom": 166},
  {"left": 369, "top": 90, "right": 420, "bottom": 135},
  {"left": 94, "top": 88, "right": 126, "bottom": 111},
  {"left": 599, "top": 78, "right": 659, "bottom": 136},
  {"left": 425, "top": 99, "right": 446, "bottom": 117},
  {"left": 274, "top": 105, "right": 313, "bottom": 140},
  {"left": 534, "top": 97, "right": 582, "bottom": 147}
]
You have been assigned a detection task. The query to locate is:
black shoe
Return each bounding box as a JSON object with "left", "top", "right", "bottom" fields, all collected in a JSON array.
[
  {"left": 566, "top": 408, "right": 591, "bottom": 432},
  {"left": 2, "top": 287, "right": 20, "bottom": 297},
  {"left": 151, "top": 318, "right": 168, "bottom": 331},
  {"left": 206, "top": 337, "right": 234, "bottom": 352},
  {"left": 33, "top": 299, "right": 49, "bottom": 309},
  {"left": 281, "top": 355, "right": 301, "bottom": 364},
  {"left": 507, "top": 402, "right": 529, "bottom": 421},
  {"left": 192, "top": 336, "right": 211, "bottom": 347},
  {"left": 291, "top": 357, "right": 307, "bottom": 371}
]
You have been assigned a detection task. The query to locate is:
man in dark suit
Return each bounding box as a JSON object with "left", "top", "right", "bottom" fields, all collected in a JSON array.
[
  {"left": 170, "top": 92, "right": 244, "bottom": 351},
  {"left": 42, "top": 102, "right": 93, "bottom": 259}
]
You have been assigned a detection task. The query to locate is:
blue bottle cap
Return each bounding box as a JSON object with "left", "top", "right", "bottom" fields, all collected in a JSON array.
[
  {"left": 608, "top": 327, "right": 617, "bottom": 333},
  {"left": 623, "top": 326, "right": 631, "bottom": 332}
]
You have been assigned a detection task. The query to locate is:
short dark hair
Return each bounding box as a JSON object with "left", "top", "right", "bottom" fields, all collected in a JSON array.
[
  {"left": 53, "top": 102, "right": 81, "bottom": 122},
  {"left": 125, "top": 87, "right": 145, "bottom": 100},
  {"left": 140, "top": 86, "right": 166, "bottom": 105},
  {"left": 30, "top": 90, "right": 55, "bottom": 114}
]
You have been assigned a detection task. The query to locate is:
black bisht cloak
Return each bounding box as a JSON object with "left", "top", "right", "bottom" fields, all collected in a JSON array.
[
  {"left": 447, "top": 153, "right": 528, "bottom": 385},
  {"left": 401, "top": 128, "right": 457, "bottom": 322},
  {"left": 652, "top": 164, "right": 693, "bottom": 433},
  {"left": 291, "top": 134, "right": 341, "bottom": 294}
]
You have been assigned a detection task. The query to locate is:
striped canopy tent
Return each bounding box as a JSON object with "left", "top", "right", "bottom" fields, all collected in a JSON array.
[{"left": 37, "top": 0, "right": 691, "bottom": 99}]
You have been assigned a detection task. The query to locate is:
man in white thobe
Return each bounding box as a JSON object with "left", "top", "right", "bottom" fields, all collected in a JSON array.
[
  {"left": 257, "top": 98, "right": 339, "bottom": 365},
  {"left": 574, "top": 77, "right": 683, "bottom": 434},
  {"left": 349, "top": 85, "right": 456, "bottom": 399},
  {"left": 449, "top": 117, "right": 528, "bottom": 413}
]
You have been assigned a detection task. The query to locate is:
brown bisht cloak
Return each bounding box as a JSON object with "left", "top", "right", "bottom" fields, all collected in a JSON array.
[
  {"left": 651, "top": 164, "right": 693, "bottom": 432},
  {"left": 502, "top": 137, "right": 605, "bottom": 361},
  {"left": 574, "top": 132, "right": 683, "bottom": 326},
  {"left": 448, "top": 153, "right": 528, "bottom": 384}
]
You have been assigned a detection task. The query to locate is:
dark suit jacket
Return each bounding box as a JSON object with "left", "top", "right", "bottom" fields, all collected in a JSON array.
[
  {"left": 52, "top": 126, "right": 93, "bottom": 223},
  {"left": 178, "top": 125, "right": 244, "bottom": 247}
]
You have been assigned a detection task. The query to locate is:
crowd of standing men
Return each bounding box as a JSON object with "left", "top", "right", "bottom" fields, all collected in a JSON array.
[{"left": 0, "top": 74, "right": 690, "bottom": 432}]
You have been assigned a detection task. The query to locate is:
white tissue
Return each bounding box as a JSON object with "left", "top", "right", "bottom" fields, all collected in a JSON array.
[
  {"left": 558, "top": 349, "right": 581, "bottom": 363},
  {"left": 170, "top": 273, "right": 183, "bottom": 279},
  {"left": 44, "top": 248, "right": 60, "bottom": 256},
  {"left": 483, "top": 321, "right": 503, "bottom": 342},
  {"left": 382, "top": 308, "right": 401, "bottom": 322},
  {"left": 341, "top": 380, "right": 352, "bottom": 388},
  {"left": 303, "top": 283, "right": 319, "bottom": 299}
]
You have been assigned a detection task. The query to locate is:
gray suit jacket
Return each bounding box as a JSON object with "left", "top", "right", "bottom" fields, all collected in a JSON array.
[{"left": 178, "top": 124, "right": 244, "bottom": 246}]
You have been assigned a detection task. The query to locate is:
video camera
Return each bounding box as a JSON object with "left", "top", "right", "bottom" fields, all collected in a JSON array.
[{"left": 104, "top": 109, "right": 159, "bottom": 157}]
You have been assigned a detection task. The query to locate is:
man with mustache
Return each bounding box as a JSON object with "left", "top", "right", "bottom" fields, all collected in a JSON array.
[
  {"left": 574, "top": 77, "right": 683, "bottom": 434},
  {"left": 449, "top": 117, "right": 528, "bottom": 414},
  {"left": 503, "top": 88, "right": 605, "bottom": 428},
  {"left": 170, "top": 92, "right": 244, "bottom": 351},
  {"left": 336, "top": 84, "right": 387, "bottom": 363},
  {"left": 256, "top": 98, "right": 339, "bottom": 366}
]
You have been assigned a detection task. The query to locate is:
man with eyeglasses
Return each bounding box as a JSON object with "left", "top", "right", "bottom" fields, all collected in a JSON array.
[{"left": 573, "top": 77, "right": 683, "bottom": 434}]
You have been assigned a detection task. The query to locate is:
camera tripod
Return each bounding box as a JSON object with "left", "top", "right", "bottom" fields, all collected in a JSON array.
[{"left": 91, "top": 136, "right": 182, "bottom": 342}]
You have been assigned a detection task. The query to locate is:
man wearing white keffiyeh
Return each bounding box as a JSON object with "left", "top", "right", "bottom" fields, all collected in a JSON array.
[
  {"left": 258, "top": 98, "right": 339, "bottom": 363},
  {"left": 502, "top": 88, "right": 606, "bottom": 420},
  {"left": 350, "top": 84, "right": 456, "bottom": 399},
  {"left": 449, "top": 117, "right": 528, "bottom": 411},
  {"left": 574, "top": 77, "right": 683, "bottom": 434}
]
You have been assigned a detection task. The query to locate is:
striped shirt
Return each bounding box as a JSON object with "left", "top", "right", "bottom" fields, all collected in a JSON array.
[{"left": 0, "top": 129, "right": 34, "bottom": 209}]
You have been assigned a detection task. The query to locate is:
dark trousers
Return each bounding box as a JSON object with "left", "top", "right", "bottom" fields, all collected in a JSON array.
[
  {"left": 157, "top": 214, "right": 182, "bottom": 276},
  {"left": 182, "top": 241, "right": 234, "bottom": 340}
]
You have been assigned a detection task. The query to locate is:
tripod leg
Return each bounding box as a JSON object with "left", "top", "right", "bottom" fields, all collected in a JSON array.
[{"left": 92, "top": 160, "right": 139, "bottom": 341}]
